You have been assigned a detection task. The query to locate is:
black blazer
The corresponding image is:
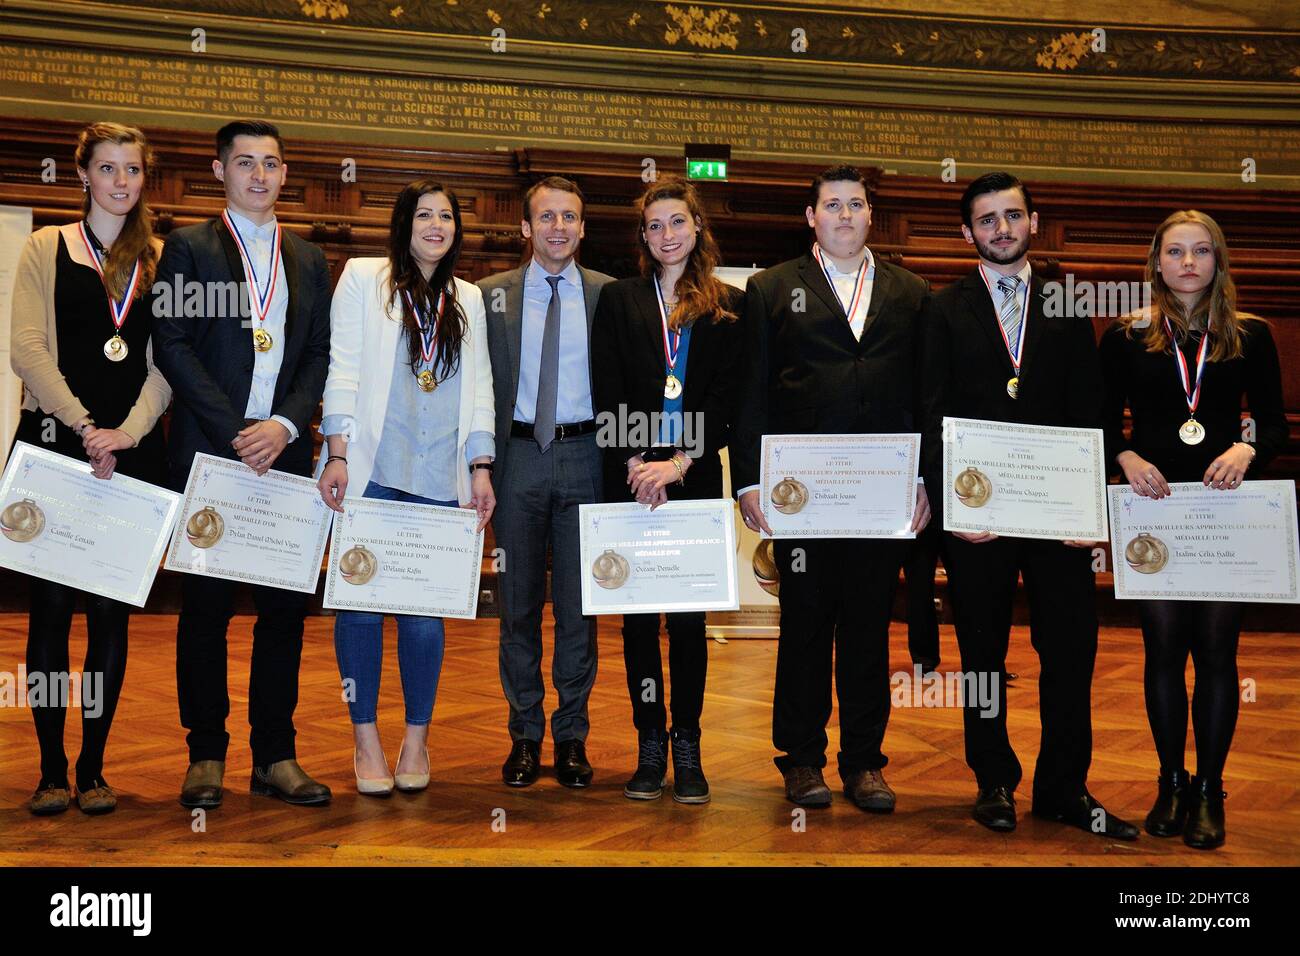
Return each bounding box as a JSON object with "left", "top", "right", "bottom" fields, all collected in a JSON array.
[
  {"left": 919, "top": 267, "right": 1104, "bottom": 517},
  {"left": 151, "top": 218, "right": 332, "bottom": 489},
  {"left": 591, "top": 277, "right": 744, "bottom": 501},
  {"left": 731, "top": 251, "right": 930, "bottom": 493}
]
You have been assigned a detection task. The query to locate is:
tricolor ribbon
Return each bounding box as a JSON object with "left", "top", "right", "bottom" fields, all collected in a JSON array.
[
  {"left": 812, "top": 242, "right": 871, "bottom": 323},
  {"left": 978, "top": 263, "right": 1031, "bottom": 374},
  {"left": 77, "top": 221, "right": 139, "bottom": 337},
  {"left": 1164, "top": 315, "right": 1210, "bottom": 418},
  {"left": 653, "top": 277, "right": 682, "bottom": 376},
  {"left": 405, "top": 288, "right": 446, "bottom": 368},
  {"left": 223, "top": 209, "right": 281, "bottom": 336}
]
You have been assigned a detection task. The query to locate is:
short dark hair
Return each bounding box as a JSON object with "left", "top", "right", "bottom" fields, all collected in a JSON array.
[
  {"left": 216, "top": 120, "right": 284, "bottom": 164},
  {"left": 808, "top": 165, "right": 871, "bottom": 209},
  {"left": 961, "top": 171, "right": 1033, "bottom": 229},
  {"left": 524, "top": 175, "right": 585, "bottom": 221}
]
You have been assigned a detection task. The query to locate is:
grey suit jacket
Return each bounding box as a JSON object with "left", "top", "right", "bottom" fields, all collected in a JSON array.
[{"left": 476, "top": 260, "right": 615, "bottom": 481}]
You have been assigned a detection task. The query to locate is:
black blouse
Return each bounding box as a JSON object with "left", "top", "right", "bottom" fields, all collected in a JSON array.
[{"left": 1099, "top": 317, "right": 1287, "bottom": 483}]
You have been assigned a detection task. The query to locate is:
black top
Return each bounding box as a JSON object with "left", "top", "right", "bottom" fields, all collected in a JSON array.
[
  {"left": 591, "top": 277, "right": 745, "bottom": 502},
  {"left": 1099, "top": 317, "right": 1287, "bottom": 482},
  {"left": 13, "top": 232, "right": 166, "bottom": 484}
]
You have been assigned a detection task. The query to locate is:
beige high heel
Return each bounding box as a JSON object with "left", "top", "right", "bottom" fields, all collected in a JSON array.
[
  {"left": 354, "top": 749, "right": 394, "bottom": 797},
  {"left": 394, "top": 740, "right": 430, "bottom": 792}
]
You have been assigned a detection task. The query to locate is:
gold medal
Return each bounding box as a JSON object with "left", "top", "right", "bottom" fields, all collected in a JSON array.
[
  {"left": 103, "top": 335, "right": 128, "bottom": 362},
  {"left": 340, "top": 545, "right": 379, "bottom": 585},
  {"left": 1006, "top": 376, "right": 1019, "bottom": 400},
  {"left": 252, "top": 327, "right": 274, "bottom": 352},
  {"left": 592, "top": 549, "right": 631, "bottom": 590},
  {"left": 1179, "top": 419, "right": 1205, "bottom": 445},
  {"left": 185, "top": 506, "right": 225, "bottom": 549},
  {"left": 664, "top": 374, "right": 683, "bottom": 400},
  {"left": 1124, "top": 533, "right": 1169, "bottom": 575},
  {"left": 1, "top": 498, "right": 46, "bottom": 543},
  {"left": 954, "top": 467, "right": 992, "bottom": 508},
  {"left": 417, "top": 369, "right": 438, "bottom": 393},
  {"left": 770, "top": 476, "right": 809, "bottom": 515}
]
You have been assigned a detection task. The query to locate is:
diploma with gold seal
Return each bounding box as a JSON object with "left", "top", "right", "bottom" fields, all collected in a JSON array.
[
  {"left": 0, "top": 442, "right": 181, "bottom": 607},
  {"left": 322, "top": 497, "right": 484, "bottom": 619},
  {"left": 164, "top": 453, "right": 334, "bottom": 593},
  {"left": 1109, "top": 480, "right": 1300, "bottom": 603},
  {"left": 942, "top": 417, "right": 1107, "bottom": 541},
  {"left": 760, "top": 433, "right": 919, "bottom": 539},
  {"left": 579, "top": 499, "right": 738, "bottom": 615}
]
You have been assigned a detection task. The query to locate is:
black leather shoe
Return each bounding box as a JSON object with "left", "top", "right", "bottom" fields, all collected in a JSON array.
[
  {"left": 1183, "top": 776, "right": 1226, "bottom": 850},
  {"left": 974, "top": 785, "right": 1017, "bottom": 831},
  {"left": 1033, "top": 792, "right": 1139, "bottom": 841},
  {"left": 501, "top": 739, "right": 541, "bottom": 787},
  {"left": 670, "top": 727, "right": 710, "bottom": 804},
  {"left": 1145, "top": 768, "right": 1191, "bottom": 837},
  {"left": 554, "top": 739, "right": 593, "bottom": 788},
  {"left": 624, "top": 729, "right": 668, "bottom": 800}
]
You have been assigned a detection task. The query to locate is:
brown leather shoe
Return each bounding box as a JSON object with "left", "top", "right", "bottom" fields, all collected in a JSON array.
[
  {"left": 180, "top": 760, "right": 225, "bottom": 809},
  {"left": 30, "top": 782, "right": 71, "bottom": 816},
  {"left": 844, "top": 768, "right": 896, "bottom": 813},
  {"left": 783, "top": 766, "right": 832, "bottom": 807},
  {"left": 76, "top": 779, "right": 118, "bottom": 815},
  {"left": 250, "top": 759, "right": 332, "bottom": 806}
]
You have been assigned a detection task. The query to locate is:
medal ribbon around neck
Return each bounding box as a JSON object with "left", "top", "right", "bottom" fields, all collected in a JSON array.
[
  {"left": 78, "top": 221, "right": 140, "bottom": 337},
  {"left": 222, "top": 210, "right": 281, "bottom": 337},
  {"left": 978, "top": 262, "right": 1031, "bottom": 374},
  {"left": 405, "top": 288, "right": 446, "bottom": 370},
  {"left": 811, "top": 242, "right": 870, "bottom": 322},
  {"left": 1164, "top": 315, "right": 1210, "bottom": 419},
  {"left": 654, "top": 276, "right": 683, "bottom": 377}
]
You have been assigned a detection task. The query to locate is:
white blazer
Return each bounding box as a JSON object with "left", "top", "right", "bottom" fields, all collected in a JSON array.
[{"left": 317, "top": 257, "right": 495, "bottom": 505}]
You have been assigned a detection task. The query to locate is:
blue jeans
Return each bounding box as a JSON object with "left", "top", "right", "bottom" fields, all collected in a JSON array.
[{"left": 334, "top": 481, "right": 457, "bottom": 726}]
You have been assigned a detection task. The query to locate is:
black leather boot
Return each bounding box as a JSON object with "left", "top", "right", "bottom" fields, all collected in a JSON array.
[
  {"left": 1144, "top": 767, "right": 1191, "bottom": 837},
  {"left": 1183, "top": 775, "right": 1226, "bottom": 850},
  {"left": 623, "top": 729, "right": 668, "bottom": 800},
  {"left": 670, "top": 727, "right": 710, "bottom": 804}
]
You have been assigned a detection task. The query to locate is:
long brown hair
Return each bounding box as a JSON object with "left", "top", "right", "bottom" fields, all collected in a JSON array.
[
  {"left": 635, "top": 176, "right": 737, "bottom": 329},
  {"left": 386, "top": 180, "right": 467, "bottom": 380},
  {"left": 75, "top": 122, "right": 158, "bottom": 300},
  {"left": 1121, "top": 209, "right": 1248, "bottom": 362}
]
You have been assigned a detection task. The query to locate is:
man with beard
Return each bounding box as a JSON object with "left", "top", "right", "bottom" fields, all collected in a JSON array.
[{"left": 919, "top": 171, "right": 1138, "bottom": 839}]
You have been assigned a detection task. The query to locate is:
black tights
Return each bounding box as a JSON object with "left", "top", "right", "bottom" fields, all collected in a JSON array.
[
  {"left": 25, "top": 577, "right": 129, "bottom": 790},
  {"left": 1140, "top": 599, "right": 1243, "bottom": 784}
]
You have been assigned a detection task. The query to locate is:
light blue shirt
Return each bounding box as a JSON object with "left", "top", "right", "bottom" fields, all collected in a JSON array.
[
  {"left": 512, "top": 257, "right": 593, "bottom": 424},
  {"left": 322, "top": 331, "right": 494, "bottom": 500},
  {"left": 225, "top": 207, "right": 298, "bottom": 442}
]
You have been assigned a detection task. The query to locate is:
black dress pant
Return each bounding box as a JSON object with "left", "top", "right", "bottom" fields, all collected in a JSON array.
[
  {"left": 772, "top": 537, "right": 905, "bottom": 778},
  {"left": 175, "top": 573, "right": 307, "bottom": 766},
  {"left": 942, "top": 534, "right": 1097, "bottom": 804},
  {"left": 622, "top": 611, "right": 708, "bottom": 733},
  {"left": 904, "top": 521, "right": 942, "bottom": 667}
]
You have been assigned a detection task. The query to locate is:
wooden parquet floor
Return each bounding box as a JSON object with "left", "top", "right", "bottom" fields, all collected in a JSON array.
[{"left": 0, "top": 612, "right": 1296, "bottom": 867}]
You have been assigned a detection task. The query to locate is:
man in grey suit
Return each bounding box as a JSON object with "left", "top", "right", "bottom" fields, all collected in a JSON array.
[{"left": 478, "top": 176, "right": 614, "bottom": 788}]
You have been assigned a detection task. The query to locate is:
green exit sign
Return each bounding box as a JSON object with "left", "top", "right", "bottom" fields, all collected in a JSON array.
[{"left": 687, "top": 160, "right": 728, "bottom": 181}]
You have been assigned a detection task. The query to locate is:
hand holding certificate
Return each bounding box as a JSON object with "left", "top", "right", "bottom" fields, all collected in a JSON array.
[
  {"left": 942, "top": 417, "right": 1107, "bottom": 541},
  {"left": 579, "top": 499, "right": 738, "bottom": 615},
  {"left": 760, "top": 433, "right": 920, "bottom": 539},
  {"left": 323, "top": 497, "right": 484, "bottom": 619},
  {"left": 0, "top": 442, "right": 180, "bottom": 607},
  {"left": 1109, "top": 480, "right": 1300, "bottom": 603},
  {"left": 164, "top": 453, "right": 334, "bottom": 593}
]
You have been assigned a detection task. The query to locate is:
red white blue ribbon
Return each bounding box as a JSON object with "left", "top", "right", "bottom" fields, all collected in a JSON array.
[
  {"left": 1164, "top": 315, "right": 1209, "bottom": 417},
  {"left": 812, "top": 242, "right": 870, "bottom": 323},
  {"left": 77, "top": 221, "right": 139, "bottom": 335},
  {"left": 653, "top": 277, "right": 682, "bottom": 374},
  {"left": 405, "top": 288, "right": 446, "bottom": 367},
  {"left": 222, "top": 209, "right": 281, "bottom": 334},
  {"left": 978, "top": 263, "right": 1031, "bottom": 373}
]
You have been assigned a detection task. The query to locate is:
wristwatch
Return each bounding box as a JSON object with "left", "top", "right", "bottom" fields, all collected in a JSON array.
[{"left": 470, "top": 462, "right": 494, "bottom": 474}]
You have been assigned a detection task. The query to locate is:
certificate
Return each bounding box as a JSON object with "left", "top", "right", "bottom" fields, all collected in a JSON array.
[
  {"left": 760, "top": 433, "right": 919, "bottom": 539},
  {"left": 943, "top": 417, "right": 1107, "bottom": 541},
  {"left": 164, "top": 453, "right": 333, "bottom": 593},
  {"left": 323, "top": 497, "right": 484, "bottom": 619},
  {"left": 579, "top": 499, "right": 739, "bottom": 615},
  {"left": 0, "top": 441, "right": 180, "bottom": 607},
  {"left": 1109, "top": 480, "right": 1300, "bottom": 603}
]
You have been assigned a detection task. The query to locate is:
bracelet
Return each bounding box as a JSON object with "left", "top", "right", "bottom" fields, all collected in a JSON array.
[
  {"left": 470, "top": 462, "right": 494, "bottom": 474},
  {"left": 74, "top": 418, "right": 95, "bottom": 436},
  {"left": 326, "top": 455, "right": 347, "bottom": 465},
  {"left": 669, "top": 456, "right": 685, "bottom": 485}
]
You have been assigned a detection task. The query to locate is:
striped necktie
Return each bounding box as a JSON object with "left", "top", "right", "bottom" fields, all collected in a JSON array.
[{"left": 996, "top": 275, "right": 1023, "bottom": 353}]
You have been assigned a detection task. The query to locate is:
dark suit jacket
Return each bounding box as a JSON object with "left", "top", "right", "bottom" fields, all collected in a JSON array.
[
  {"left": 591, "top": 277, "right": 744, "bottom": 502},
  {"left": 919, "top": 267, "right": 1104, "bottom": 521},
  {"left": 476, "top": 260, "right": 615, "bottom": 483},
  {"left": 731, "top": 251, "right": 930, "bottom": 493},
  {"left": 151, "top": 218, "right": 332, "bottom": 488}
]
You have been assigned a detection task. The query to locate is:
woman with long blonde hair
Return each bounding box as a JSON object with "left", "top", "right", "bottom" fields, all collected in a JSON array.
[
  {"left": 1100, "top": 209, "right": 1287, "bottom": 849},
  {"left": 9, "top": 121, "right": 171, "bottom": 815}
]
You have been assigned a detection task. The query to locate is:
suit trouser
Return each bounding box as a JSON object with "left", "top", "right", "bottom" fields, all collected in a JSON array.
[
  {"left": 772, "top": 538, "right": 905, "bottom": 778},
  {"left": 904, "top": 520, "right": 942, "bottom": 667},
  {"left": 942, "top": 534, "right": 1097, "bottom": 803},
  {"left": 494, "top": 433, "right": 602, "bottom": 744},
  {"left": 176, "top": 574, "right": 307, "bottom": 766}
]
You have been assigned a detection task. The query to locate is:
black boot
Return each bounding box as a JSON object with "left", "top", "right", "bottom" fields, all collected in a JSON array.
[
  {"left": 670, "top": 727, "right": 710, "bottom": 805},
  {"left": 1183, "top": 776, "right": 1226, "bottom": 850},
  {"left": 623, "top": 729, "right": 668, "bottom": 800},
  {"left": 1144, "top": 768, "right": 1191, "bottom": 837}
]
